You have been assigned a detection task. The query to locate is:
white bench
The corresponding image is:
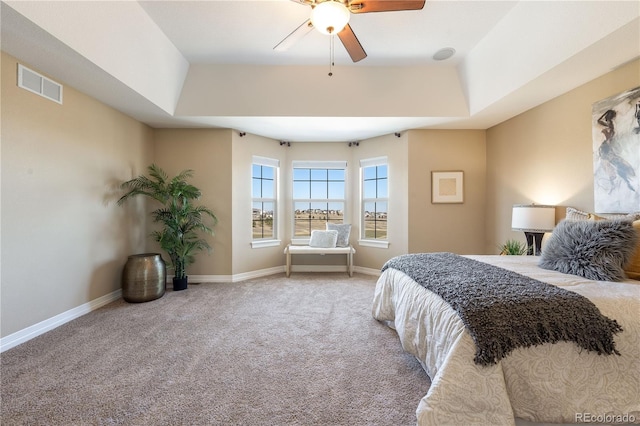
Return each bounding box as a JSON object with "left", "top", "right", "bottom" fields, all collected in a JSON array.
[{"left": 284, "top": 244, "right": 356, "bottom": 277}]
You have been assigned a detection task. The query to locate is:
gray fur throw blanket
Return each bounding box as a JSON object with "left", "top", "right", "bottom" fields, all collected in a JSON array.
[{"left": 381, "top": 252, "right": 623, "bottom": 366}]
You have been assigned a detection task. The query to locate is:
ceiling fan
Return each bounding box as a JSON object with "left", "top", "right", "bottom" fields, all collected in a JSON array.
[{"left": 274, "top": 0, "right": 426, "bottom": 63}]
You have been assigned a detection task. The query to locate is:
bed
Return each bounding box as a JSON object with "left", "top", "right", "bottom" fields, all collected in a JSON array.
[{"left": 372, "top": 219, "right": 640, "bottom": 425}]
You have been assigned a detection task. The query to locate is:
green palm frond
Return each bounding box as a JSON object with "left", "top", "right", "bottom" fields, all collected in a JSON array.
[
  {"left": 147, "top": 163, "right": 169, "bottom": 184},
  {"left": 499, "top": 239, "right": 528, "bottom": 255}
]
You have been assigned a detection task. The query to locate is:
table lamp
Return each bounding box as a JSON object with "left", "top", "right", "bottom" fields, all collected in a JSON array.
[{"left": 511, "top": 204, "right": 556, "bottom": 255}]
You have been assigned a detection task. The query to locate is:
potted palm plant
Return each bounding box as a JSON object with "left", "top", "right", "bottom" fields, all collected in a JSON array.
[{"left": 118, "top": 164, "right": 217, "bottom": 291}]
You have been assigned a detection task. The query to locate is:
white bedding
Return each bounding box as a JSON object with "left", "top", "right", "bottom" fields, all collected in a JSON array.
[{"left": 372, "top": 255, "right": 640, "bottom": 426}]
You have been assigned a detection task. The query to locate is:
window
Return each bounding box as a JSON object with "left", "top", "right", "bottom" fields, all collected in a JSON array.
[
  {"left": 361, "top": 157, "right": 388, "bottom": 246},
  {"left": 252, "top": 156, "right": 279, "bottom": 246},
  {"left": 292, "top": 161, "right": 346, "bottom": 238}
]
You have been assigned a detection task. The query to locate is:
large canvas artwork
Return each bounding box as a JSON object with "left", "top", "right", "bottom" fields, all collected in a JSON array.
[{"left": 592, "top": 86, "right": 640, "bottom": 213}]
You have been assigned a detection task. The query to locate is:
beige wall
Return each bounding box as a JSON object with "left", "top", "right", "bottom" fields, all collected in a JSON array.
[
  {"left": 178, "top": 64, "right": 467, "bottom": 118},
  {"left": 408, "top": 130, "right": 487, "bottom": 254},
  {"left": 153, "top": 128, "right": 233, "bottom": 276},
  {"left": 486, "top": 59, "right": 640, "bottom": 252},
  {"left": 231, "top": 133, "right": 287, "bottom": 275},
  {"left": 1, "top": 52, "right": 154, "bottom": 337}
]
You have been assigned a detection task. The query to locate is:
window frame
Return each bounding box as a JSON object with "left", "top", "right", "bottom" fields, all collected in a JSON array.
[
  {"left": 291, "top": 160, "right": 347, "bottom": 244},
  {"left": 359, "top": 157, "right": 390, "bottom": 249},
  {"left": 251, "top": 156, "right": 280, "bottom": 249}
]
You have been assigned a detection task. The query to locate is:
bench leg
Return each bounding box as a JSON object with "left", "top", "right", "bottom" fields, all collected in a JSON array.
[
  {"left": 348, "top": 251, "right": 353, "bottom": 277},
  {"left": 286, "top": 249, "right": 291, "bottom": 277}
]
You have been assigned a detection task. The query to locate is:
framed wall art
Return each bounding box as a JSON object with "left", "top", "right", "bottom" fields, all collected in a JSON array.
[
  {"left": 592, "top": 86, "right": 640, "bottom": 213},
  {"left": 431, "top": 171, "right": 464, "bottom": 204}
]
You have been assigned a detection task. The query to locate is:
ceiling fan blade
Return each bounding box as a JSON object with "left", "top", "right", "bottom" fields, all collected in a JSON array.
[
  {"left": 337, "top": 24, "right": 367, "bottom": 62},
  {"left": 274, "top": 19, "right": 314, "bottom": 51},
  {"left": 349, "top": 0, "right": 426, "bottom": 13}
]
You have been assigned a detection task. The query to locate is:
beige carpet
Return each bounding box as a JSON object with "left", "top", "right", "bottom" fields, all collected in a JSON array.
[{"left": 1, "top": 273, "right": 430, "bottom": 425}]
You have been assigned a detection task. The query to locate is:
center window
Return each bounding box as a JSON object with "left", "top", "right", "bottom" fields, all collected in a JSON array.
[{"left": 292, "top": 161, "right": 346, "bottom": 237}]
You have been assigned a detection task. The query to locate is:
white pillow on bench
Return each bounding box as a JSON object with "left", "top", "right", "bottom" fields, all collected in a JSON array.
[
  {"left": 327, "top": 223, "right": 351, "bottom": 247},
  {"left": 309, "top": 230, "right": 339, "bottom": 248}
]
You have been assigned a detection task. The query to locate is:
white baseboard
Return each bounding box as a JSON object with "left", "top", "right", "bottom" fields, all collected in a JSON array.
[
  {"left": 229, "top": 266, "right": 285, "bottom": 282},
  {"left": 354, "top": 266, "right": 381, "bottom": 276},
  {"left": 189, "top": 265, "right": 375, "bottom": 282},
  {"left": 186, "top": 266, "right": 285, "bottom": 283},
  {"left": 182, "top": 275, "right": 233, "bottom": 283},
  {"left": 291, "top": 265, "right": 349, "bottom": 273},
  {"left": 0, "top": 289, "right": 122, "bottom": 353},
  {"left": 181, "top": 265, "right": 369, "bottom": 283}
]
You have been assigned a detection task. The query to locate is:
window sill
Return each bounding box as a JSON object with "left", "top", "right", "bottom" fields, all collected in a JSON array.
[
  {"left": 251, "top": 239, "right": 281, "bottom": 249},
  {"left": 358, "top": 239, "right": 389, "bottom": 249}
]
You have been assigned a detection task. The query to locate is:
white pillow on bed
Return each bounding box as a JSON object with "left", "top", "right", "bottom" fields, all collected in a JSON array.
[{"left": 309, "top": 230, "right": 339, "bottom": 248}]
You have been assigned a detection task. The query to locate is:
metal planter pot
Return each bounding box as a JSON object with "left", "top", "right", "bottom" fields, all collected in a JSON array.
[{"left": 121, "top": 253, "right": 166, "bottom": 303}]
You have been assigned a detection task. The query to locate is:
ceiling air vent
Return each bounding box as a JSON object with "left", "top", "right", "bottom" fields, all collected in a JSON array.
[{"left": 17, "top": 64, "right": 63, "bottom": 104}]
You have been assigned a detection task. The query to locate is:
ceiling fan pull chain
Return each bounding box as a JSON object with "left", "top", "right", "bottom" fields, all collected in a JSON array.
[{"left": 329, "top": 33, "right": 334, "bottom": 77}]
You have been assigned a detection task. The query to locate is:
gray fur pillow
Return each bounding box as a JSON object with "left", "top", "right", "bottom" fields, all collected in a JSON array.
[{"left": 539, "top": 219, "right": 638, "bottom": 281}]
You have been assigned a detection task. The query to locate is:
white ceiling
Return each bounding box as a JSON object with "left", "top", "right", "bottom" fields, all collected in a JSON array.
[
  {"left": 137, "top": 0, "right": 513, "bottom": 66},
  {"left": 1, "top": 1, "right": 639, "bottom": 142}
]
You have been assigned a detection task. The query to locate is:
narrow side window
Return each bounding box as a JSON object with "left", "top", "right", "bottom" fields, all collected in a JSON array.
[
  {"left": 361, "top": 157, "right": 388, "bottom": 245},
  {"left": 252, "top": 156, "right": 279, "bottom": 246}
]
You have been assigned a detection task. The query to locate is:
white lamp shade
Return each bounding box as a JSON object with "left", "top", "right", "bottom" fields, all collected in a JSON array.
[
  {"left": 311, "top": 1, "right": 350, "bottom": 35},
  {"left": 511, "top": 205, "right": 556, "bottom": 232}
]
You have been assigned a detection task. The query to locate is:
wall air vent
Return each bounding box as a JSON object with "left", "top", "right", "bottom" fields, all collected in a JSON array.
[{"left": 17, "top": 64, "right": 63, "bottom": 104}]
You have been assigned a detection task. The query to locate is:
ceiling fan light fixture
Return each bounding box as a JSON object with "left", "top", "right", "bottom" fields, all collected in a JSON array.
[{"left": 310, "top": 1, "right": 350, "bottom": 35}]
